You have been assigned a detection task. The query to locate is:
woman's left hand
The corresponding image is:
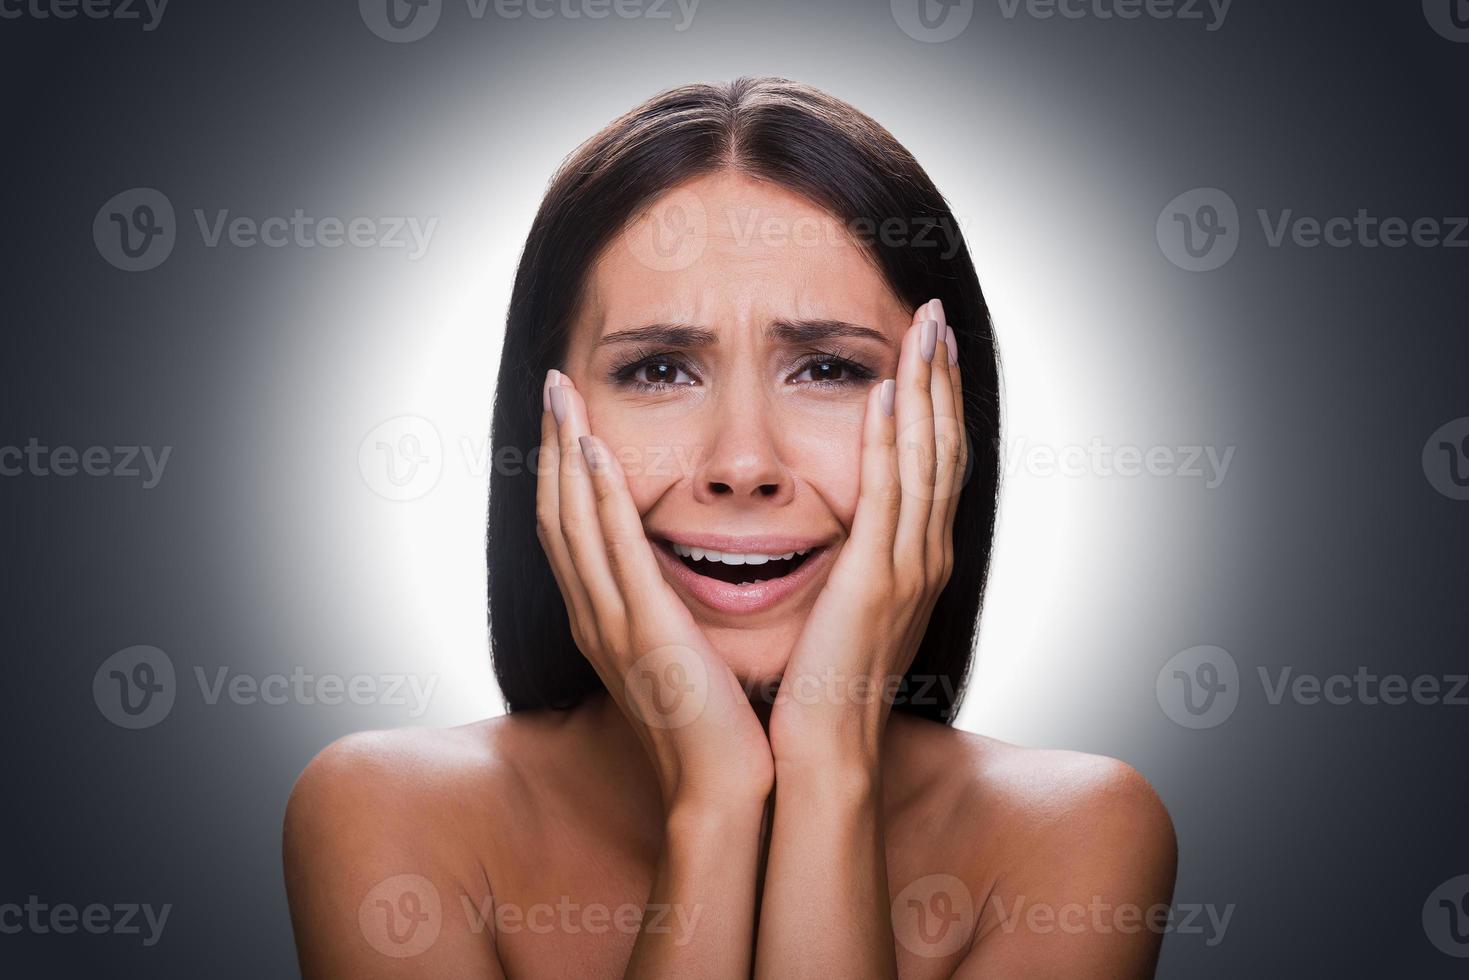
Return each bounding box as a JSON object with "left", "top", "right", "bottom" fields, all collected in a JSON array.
[{"left": 768, "top": 298, "right": 967, "bottom": 771}]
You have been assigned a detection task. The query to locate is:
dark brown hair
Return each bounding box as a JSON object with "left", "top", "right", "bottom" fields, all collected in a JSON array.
[{"left": 487, "top": 77, "right": 999, "bottom": 723}]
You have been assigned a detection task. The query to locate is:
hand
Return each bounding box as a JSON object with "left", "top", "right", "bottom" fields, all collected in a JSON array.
[
  {"left": 536, "top": 370, "right": 775, "bottom": 812},
  {"left": 769, "top": 299, "right": 966, "bottom": 769}
]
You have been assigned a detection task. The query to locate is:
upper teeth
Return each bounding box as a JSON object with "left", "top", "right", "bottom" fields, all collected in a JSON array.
[{"left": 671, "top": 543, "right": 810, "bottom": 564}]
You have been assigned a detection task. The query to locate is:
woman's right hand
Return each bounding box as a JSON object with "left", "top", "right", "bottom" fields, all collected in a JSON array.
[{"left": 536, "top": 369, "right": 775, "bottom": 814}]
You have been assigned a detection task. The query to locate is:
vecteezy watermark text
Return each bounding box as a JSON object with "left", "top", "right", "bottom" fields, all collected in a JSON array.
[
  {"left": 359, "top": 0, "right": 700, "bottom": 43},
  {"left": 357, "top": 874, "right": 701, "bottom": 959},
  {"left": 94, "top": 188, "right": 437, "bottom": 271},
  {"left": 987, "top": 895, "right": 1234, "bottom": 947},
  {"left": 1, "top": 439, "right": 171, "bottom": 489},
  {"left": 1158, "top": 187, "right": 1469, "bottom": 271},
  {"left": 0, "top": 0, "right": 168, "bottom": 30},
  {"left": 1001, "top": 437, "right": 1235, "bottom": 488},
  {"left": 93, "top": 646, "right": 440, "bottom": 729},
  {"left": 1158, "top": 645, "right": 1469, "bottom": 729},
  {"left": 0, "top": 897, "right": 171, "bottom": 947}
]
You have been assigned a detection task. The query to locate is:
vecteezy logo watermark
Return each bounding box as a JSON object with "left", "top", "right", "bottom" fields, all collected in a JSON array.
[
  {"left": 1156, "top": 645, "right": 1240, "bottom": 729},
  {"left": 1424, "top": 875, "right": 1469, "bottom": 958},
  {"left": 891, "top": 874, "right": 975, "bottom": 957},
  {"left": 357, "top": 874, "right": 702, "bottom": 958},
  {"left": 1159, "top": 187, "right": 1469, "bottom": 271},
  {"left": 360, "top": 874, "right": 443, "bottom": 958},
  {"left": 359, "top": 0, "right": 443, "bottom": 42},
  {"left": 0, "top": 439, "right": 172, "bottom": 488},
  {"left": 891, "top": 0, "right": 975, "bottom": 43},
  {"left": 94, "top": 188, "right": 437, "bottom": 271},
  {"left": 92, "top": 647, "right": 440, "bottom": 729},
  {"left": 0, "top": 897, "right": 172, "bottom": 947},
  {"left": 987, "top": 896, "right": 1234, "bottom": 947},
  {"left": 359, "top": 416, "right": 445, "bottom": 502},
  {"left": 360, "top": 0, "right": 699, "bottom": 41},
  {"left": 1423, "top": 417, "right": 1469, "bottom": 501},
  {"left": 624, "top": 186, "right": 710, "bottom": 273},
  {"left": 93, "top": 188, "right": 176, "bottom": 272},
  {"left": 626, "top": 195, "right": 967, "bottom": 273},
  {"left": 1424, "top": 0, "right": 1469, "bottom": 42},
  {"left": 623, "top": 646, "right": 709, "bottom": 730},
  {"left": 93, "top": 646, "right": 177, "bottom": 730},
  {"left": 1159, "top": 647, "right": 1469, "bottom": 729},
  {"left": 355, "top": 416, "right": 720, "bottom": 501},
  {"left": 0, "top": 0, "right": 169, "bottom": 30},
  {"left": 1156, "top": 188, "right": 1240, "bottom": 272}
]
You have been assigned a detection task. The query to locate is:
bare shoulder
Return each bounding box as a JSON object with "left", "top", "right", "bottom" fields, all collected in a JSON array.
[
  {"left": 288, "top": 720, "right": 508, "bottom": 829},
  {"left": 281, "top": 714, "right": 583, "bottom": 977},
  {"left": 886, "top": 719, "right": 1177, "bottom": 974},
  {"left": 885, "top": 716, "right": 1177, "bottom": 887}
]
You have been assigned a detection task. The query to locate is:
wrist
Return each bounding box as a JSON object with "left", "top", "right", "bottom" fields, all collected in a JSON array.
[
  {"left": 773, "top": 742, "right": 883, "bottom": 803},
  {"left": 769, "top": 707, "right": 888, "bottom": 777},
  {"left": 663, "top": 790, "right": 769, "bottom": 843}
]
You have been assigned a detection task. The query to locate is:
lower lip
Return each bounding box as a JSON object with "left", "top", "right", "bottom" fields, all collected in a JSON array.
[{"left": 653, "top": 543, "right": 830, "bottom": 615}]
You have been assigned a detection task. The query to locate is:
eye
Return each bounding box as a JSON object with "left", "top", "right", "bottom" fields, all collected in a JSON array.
[
  {"left": 789, "top": 354, "right": 875, "bottom": 387},
  {"left": 612, "top": 353, "right": 699, "bottom": 389}
]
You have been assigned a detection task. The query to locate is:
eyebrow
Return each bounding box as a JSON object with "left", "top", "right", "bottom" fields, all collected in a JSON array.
[
  {"left": 768, "top": 318, "right": 892, "bottom": 347},
  {"left": 595, "top": 319, "right": 892, "bottom": 349}
]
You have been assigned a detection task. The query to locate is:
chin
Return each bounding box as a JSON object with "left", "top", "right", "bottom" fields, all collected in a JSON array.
[{"left": 699, "top": 620, "right": 799, "bottom": 700}]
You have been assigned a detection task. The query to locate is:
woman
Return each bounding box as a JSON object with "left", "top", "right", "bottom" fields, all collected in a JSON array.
[{"left": 284, "top": 77, "right": 1177, "bottom": 979}]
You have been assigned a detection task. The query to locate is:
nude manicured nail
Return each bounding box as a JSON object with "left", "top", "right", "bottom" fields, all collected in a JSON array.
[
  {"left": 945, "top": 325, "right": 958, "bottom": 365},
  {"left": 542, "top": 369, "right": 561, "bottom": 411},
  {"left": 920, "top": 319, "right": 938, "bottom": 362},
  {"left": 578, "top": 435, "right": 603, "bottom": 471},
  {"left": 549, "top": 384, "right": 568, "bottom": 425},
  {"left": 930, "top": 298, "right": 946, "bottom": 329},
  {"left": 880, "top": 379, "right": 895, "bottom": 417}
]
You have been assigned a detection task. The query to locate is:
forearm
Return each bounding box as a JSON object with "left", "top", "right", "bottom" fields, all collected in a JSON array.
[
  {"left": 624, "top": 797, "right": 768, "bottom": 979},
  {"left": 754, "top": 751, "right": 897, "bottom": 980}
]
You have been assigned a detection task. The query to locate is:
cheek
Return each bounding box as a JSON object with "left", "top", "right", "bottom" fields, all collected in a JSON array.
[
  {"left": 585, "top": 405, "right": 694, "bottom": 511},
  {"left": 785, "top": 404, "right": 865, "bottom": 527}
]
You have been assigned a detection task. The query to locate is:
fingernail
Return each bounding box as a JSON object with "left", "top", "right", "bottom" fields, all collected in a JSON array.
[
  {"left": 578, "top": 435, "right": 603, "bottom": 471},
  {"left": 930, "top": 298, "right": 946, "bottom": 330},
  {"left": 549, "top": 384, "right": 568, "bottom": 425},
  {"left": 920, "top": 319, "right": 938, "bottom": 362},
  {"left": 945, "top": 325, "right": 958, "bottom": 365},
  {"left": 542, "top": 369, "right": 561, "bottom": 412},
  {"left": 880, "top": 379, "right": 895, "bottom": 417}
]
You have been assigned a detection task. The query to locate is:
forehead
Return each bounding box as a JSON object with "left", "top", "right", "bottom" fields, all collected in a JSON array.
[{"left": 576, "top": 172, "right": 907, "bottom": 340}]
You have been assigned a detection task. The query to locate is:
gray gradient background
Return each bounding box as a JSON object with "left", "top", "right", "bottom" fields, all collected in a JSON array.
[{"left": 3, "top": 0, "right": 1467, "bottom": 976}]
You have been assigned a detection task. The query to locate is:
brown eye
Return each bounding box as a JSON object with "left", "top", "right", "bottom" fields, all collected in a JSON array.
[
  {"left": 616, "top": 357, "right": 696, "bottom": 387},
  {"left": 806, "top": 361, "right": 849, "bottom": 382},
  {"left": 791, "top": 356, "right": 872, "bottom": 385},
  {"left": 639, "top": 361, "right": 680, "bottom": 384}
]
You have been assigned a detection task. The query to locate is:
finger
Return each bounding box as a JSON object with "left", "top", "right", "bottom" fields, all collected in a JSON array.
[
  {"left": 925, "top": 301, "right": 963, "bottom": 575},
  {"left": 893, "top": 309, "right": 939, "bottom": 562},
  {"left": 577, "top": 433, "right": 668, "bottom": 613},
  {"left": 845, "top": 377, "right": 900, "bottom": 559},
  {"left": 535, "top": 370, "right": 595, "bottom": 631},
  {"left": 550, "top": 376, "right": 626, "bottom": 626}
]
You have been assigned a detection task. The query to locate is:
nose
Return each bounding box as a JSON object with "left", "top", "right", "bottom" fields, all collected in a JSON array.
[{"left": 691, "top": 398, "right": 795, "bottom": 506}]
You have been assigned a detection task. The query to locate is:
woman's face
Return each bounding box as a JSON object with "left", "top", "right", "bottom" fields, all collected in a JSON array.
[{"left": 562, "top": 172, "right": 913, "bottom": 686}]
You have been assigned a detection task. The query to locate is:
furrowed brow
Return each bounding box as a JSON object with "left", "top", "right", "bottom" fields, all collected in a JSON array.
[
  {"left": 595, "top": 324, "right": 719, "bottom": 349},
  {"left": 768, "top": 319, "right": 892, "bottom": 347}
]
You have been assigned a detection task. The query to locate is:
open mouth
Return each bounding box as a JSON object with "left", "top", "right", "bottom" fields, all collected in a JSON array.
[{"left": 669, "top": 541, "right": 814, "bottom": 586}]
